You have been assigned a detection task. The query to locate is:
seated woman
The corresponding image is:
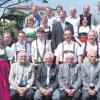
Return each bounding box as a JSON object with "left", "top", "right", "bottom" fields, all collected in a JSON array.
[
  {"left": 0, "top": 36, "right": 13, "bottom": 100},
  {"left": 78, "top": 16, "right": 95, "bottom": 43}
]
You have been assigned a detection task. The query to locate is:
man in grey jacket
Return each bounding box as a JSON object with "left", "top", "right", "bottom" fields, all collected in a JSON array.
[
  {"left": 81, "top": 50, "right": 100, "bottom": 100},
  {"left": 9, "top": 51, "right": 35, "bottom": 100},
  {"left": 58, "top": 52, "right": 81, "bottom": 100}
]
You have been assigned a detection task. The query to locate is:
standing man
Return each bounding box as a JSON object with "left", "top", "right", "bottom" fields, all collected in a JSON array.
[
  {"left": 34, "top": 52, "right": 60, "bottom": 100},
  {"left": 24, "top": 6, "right": 41, "bottom": 28},
  {"left": 52, "top": 10, "right": 74, "bottom": 51},
  {"left": 58, "top": 52, "right": 81, "bottom": 100},
  {"left": 44, "top": 7, "right": 55, "bottom": 29},
  {"left": 3, "top": 32, "right": 13, "bottom": 47},
  {"left": 80, "top": 5, "right": 92, "bottom": 26},
  {"left": 91, "top": 1, "right": 100, "bottom": 26},
  {"left": 9, "top": 51, "right": 35, "bottom": 100},
  {"left": 54, "top": 29, "right": 82, "bottom": 65},
  {"left": 79, "top": 30, "right": 100, "bottom": 62},
  {"left": 11, "top": 31, "right": 31, "bottom": 62},
  {"left": 31, "top": 27, "right": 52, "bottom": 65},
  {"left": 81, "top": 50, "right": 100, "bottom": 100},
  {"left": 66, "top": 7, "right": 81, "bottom": 45}
]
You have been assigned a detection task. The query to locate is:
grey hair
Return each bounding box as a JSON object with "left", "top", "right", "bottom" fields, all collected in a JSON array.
[
  {"left": 87, "top": 49, "right": 97, "bottom": 57},
  {"left": 17, "top": 50, "right": 28, "bottom": 59},
  {"left": 88, "top": 29, "right": 97, "bottom": 37},
  {"left": 43, "top": 52, "right": 54, "bottom": 61},
  {"left": 64, "top": 52, "right": 75, "bottom": 59}
]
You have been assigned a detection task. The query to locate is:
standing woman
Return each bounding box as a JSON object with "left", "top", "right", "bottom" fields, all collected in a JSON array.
[
  {"left": 40, "top": 15, "right": 52, "bottom": 40},
  {"left": 0, "top": 36, "right": 13, "bottom": 100},
  {"left": 23, "top": 15, "right": 37, "bottom": 44},
  {"left": 78, "top": 16, "right": 95, "bottom": 43}
]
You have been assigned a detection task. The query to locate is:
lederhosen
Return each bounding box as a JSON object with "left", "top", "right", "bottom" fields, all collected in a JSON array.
[
  {"left": 60, "top": 41, "right": 75, "bottom": 64},
  {"left": 36, "top": 39, "right": 46, "bottom": 64}
]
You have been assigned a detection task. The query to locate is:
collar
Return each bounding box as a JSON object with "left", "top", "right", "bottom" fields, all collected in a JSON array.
[
  {"left": 60, "top": 19, "right": 66, "bottom": 24},
  {"left": 17, "top": 41, "right": 26, "bottom": 45},
  {"left": 18, "top": 61, "right": 28, "bottom": 66},
  {"left": 88, "top": 60, "right": 98, "bottom": 67},
  {"left": 37, "top": 39, "right": 46, "bottom": 43},
  {"left": 46, "top": 63, "right": 52, "bottom": 67},
  {"left": 69, "top": 15, "right": 77, "bottom": 19},
  {"left": 64, "top": 40, "right": 73, "bottom": 44}
]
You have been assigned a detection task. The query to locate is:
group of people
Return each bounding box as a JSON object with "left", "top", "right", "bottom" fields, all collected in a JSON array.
[{"left": 1, "top": 1, "right": 100, "bottom": 100}]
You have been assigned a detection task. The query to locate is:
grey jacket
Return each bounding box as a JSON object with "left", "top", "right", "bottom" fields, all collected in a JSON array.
[
  {"left": 58, "top": 63, "right": 81, "bottom": 90},
  {"left": 9, "top": 62, "right": 35, "bottom": 90},
  {"left": 81, "top": 61, "right": 100, "bottom": 92}
]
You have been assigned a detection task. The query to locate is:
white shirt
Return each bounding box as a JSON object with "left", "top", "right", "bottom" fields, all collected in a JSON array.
[
  {"left": 47, "top": 65, "right": 50, "bottom": 86},
  {"left": 11, "top": 41, "right": 31, "bottom": 62},
  {"left": 66, "top": 16, "right": 80, "bottom": 37},
  {"left": 60, "top": 20, "right": 66, "bottom": 30},
  {"left": 31, "top": 39, "right": 52, "bottom": 62},
  {"left": 54, "top": 40, "right": 81, "bottom": 62},
  {"left": 80, "top": 41, "right": 100, "bottom": 56},
  {"left": 5, "top": 46, "right": 13, "bottom": 60},
  {"left": 47, "top": 16, "right": 55, "bottom": 30},
  {"left": 79, "top": 25, "right": 95, "bottom": 34}
]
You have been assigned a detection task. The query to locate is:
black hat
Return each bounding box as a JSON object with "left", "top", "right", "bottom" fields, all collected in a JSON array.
[{"left": 37, "top": 27, "right": 45, "bottom": 34}]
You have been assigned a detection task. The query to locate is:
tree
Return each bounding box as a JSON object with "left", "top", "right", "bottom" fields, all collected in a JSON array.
[{"left": 0, "top": 0, "right": 30, "bottom": 19}]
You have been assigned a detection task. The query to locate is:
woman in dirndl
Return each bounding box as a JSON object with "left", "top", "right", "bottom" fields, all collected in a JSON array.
[{"left": 0, "top": 36, "right": 13, "bottom": 100}]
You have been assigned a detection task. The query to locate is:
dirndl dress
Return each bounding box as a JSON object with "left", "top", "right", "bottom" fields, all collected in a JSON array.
[{"left": 0, "top": 51, "right": 10, "bottom": 100}]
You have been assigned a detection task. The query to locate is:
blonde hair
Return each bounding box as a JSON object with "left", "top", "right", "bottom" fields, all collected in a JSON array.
[{"left": 26, "top": 15, "right": 34, "bottom": 22}]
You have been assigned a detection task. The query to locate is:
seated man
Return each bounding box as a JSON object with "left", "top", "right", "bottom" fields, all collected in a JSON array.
[
  {"left": 81, "top": 50, "right": 100, "bottom": 100},
  {"left": 58, "top": 52, "right": 81, "bottom": 100},
  {"left": 9, "top": 51, "right": 35, "bottom": 100},
  {"left": 34, "top": 52, "right": 60, "bottom": 100}
]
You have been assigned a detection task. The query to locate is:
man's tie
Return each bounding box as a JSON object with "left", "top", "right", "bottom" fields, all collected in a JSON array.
[{"left": 68, "top": 64, "right": 72, "bottom": 88}]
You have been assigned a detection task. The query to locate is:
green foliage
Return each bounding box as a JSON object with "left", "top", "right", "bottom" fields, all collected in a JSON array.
[{"left": 0, "top": 20, "right": 17, "bottom": 35}]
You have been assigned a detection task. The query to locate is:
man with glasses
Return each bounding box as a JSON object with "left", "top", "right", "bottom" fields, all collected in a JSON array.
[
  {"left": 11, "top": 31, "right": 31, "bottom": 62},
  {"left": 58, "top": 52, "right": 81, "bottom": 100}
]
